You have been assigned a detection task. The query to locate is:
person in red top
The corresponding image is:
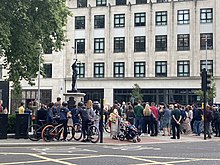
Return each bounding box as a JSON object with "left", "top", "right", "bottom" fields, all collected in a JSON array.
[{"left": 150, "top": 102, "right": 159, "bottom": 136}]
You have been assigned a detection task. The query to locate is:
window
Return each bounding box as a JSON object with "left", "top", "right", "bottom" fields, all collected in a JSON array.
[
  {"left": 116, "top": 0, "right": 126, "bottom": 5},
  {"left": 200, "top": 33, "right": 213, "bottom": 50},
  {"left": 155, "top": 35, "right": 167, "bottom": 51},
  {"left": 94, "top": 15, "right": 105, "bottom": 28},
  {"left": 200, "top": 8, "right": 213, "bottom": 23},
  {"left": 177, "top": 34, "right": 190, "bottom": 51},
  {"left": 157, "top": 0, "right": 168, "bottom": 2},
  {"left": 155, "top": 61, "right": 167, "bottom": 77},
  {"left": 77, "top": 0, "right": 87, "bottom": 8},
  {"left": 43, "top": 64, "right": 52, "bottom": 78},
  {"left": 114, "top": 62, "right": 125, "bottom": 78},
  {"left": 75, "top": 39, "right": 85, "bottom": 53},
  {"left": 134, "top": 62, "right": 145, "bottom": 77},
  {"left": 155, "top": 11, "right": 167, "bottom": 26},
  {"left": 136, "top": 0, "right": 147, "bottom": 4},
  {"left": 134, "top": 36, "right": 145, "bottom": 52},
  {"left": 0, "top": 65, "right": 2, "bottom": 79},
  {"left": 177, "top": 61, "right": 190, "bottom": 77},
  {"left": 96, "top": 0, "right": 106, "bottom": 6},
  {"left": 114, "top": 37, "right": 125, "bottom": 53},
  {"left": 114, "top": 14, "right": 125, "bottom": 28},
  {"left": 134, "top": 13, "right": 146, "bottom": 26},
  {"left": 200, "top": 60, "right": 213, "bottom": 75},
  {"left": 94, "top": 63, "right": 104, "bottom": 78},
  {"left": 75, "top": 16, "right": 85, "bottom": 29},
  {"left": 94, "top": 38, "right": 105, "bottom": 53},
  {"left": 177, "top": 10, "right": 190, "bottom": 24},
  {"left": 78, "top": 63, "right": 85, "bottom": 78}
]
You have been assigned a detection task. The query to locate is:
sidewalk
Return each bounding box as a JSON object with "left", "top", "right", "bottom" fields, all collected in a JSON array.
[{"left": 0, "top": 133, "right": 219, "bottom": 147}]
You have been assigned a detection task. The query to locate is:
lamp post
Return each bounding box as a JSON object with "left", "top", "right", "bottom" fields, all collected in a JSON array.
[{"left": 37, "top": 52, "right": 41, "bottom": 105}]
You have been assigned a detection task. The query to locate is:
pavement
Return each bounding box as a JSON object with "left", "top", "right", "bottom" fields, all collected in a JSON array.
[{"left": 1, "top": 132, "right": 220, "bottom": 147}]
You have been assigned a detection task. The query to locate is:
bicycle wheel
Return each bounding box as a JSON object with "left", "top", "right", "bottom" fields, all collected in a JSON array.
[
  {"left": 28, "top": 124, "right": 41, "bottom": 141},
  {"left": 73, "top": 123, "right": 82, "bottom": 141},
  {"left": 89, "top": 125, "right": 100, "bottom": 143},
  {"left": 104, "top": 122, "right": 111, "bottom": 133},
  {"left": 66, "top": 125, "right": 74, "bottom": 141},
  {"left": 41, "top": 125, "right": 55, "bottom": 142}
]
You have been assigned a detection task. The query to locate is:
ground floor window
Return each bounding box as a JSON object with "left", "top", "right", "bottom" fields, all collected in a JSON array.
[{"left": 114, "top": 88, "right": 199, "bottom": 105}]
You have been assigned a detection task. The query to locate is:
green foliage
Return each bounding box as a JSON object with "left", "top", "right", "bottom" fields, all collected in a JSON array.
[
  {"left": 7, "top": 114, "right": 16, "bottom": 133},
  {"left": 0, "top": 0, "right": 71, "bottom": 91},
  {"left": 197, "top": 78, "right": 216, "bottom": 102},
  {"left": 131, "top": 84, "right": 143, "bottom": 102}
]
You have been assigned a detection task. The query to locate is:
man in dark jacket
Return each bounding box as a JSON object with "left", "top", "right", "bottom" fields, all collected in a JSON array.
[
  {"left": 205, "top": 105, "right": 213, "bottom": 139},
  {"left": 75, "top": 102, "right": 90, "bottom": 142},
  {"left": 193, "top": 107, "right": 203, "bottom": 136},
  {"left": 213, "top": 107, "right": 220, "bottom": 137},
  {"left": 171, "top": 104, "right": 182, "bottom": 139}
]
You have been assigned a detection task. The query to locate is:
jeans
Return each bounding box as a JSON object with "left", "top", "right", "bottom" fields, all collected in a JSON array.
[
  {"left": 172, "top": 122, "right": 180, "bottom": 139},
  {"left": 135, "top": 116, "right": 143, "bottom": 135},
  {"left": 193, "top": 120, "right": 201, "bottom": 135}
]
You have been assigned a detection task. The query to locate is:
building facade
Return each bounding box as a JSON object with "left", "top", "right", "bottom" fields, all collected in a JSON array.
[{"left": 16, "top": 0, "right": 220, "bottom": 107}]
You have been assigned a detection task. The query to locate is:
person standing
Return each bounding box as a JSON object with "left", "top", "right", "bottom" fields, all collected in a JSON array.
[
  {"left": 162, "top": 104, "right": 171, "bottom": 136},
  {"left": 134, "top": 101, "right": 144, "bottom": 136},
  {"left": 171, "top": 104, "right": 182, "bottom": 139},
  {"left": 126, "top": 104, "right": 135, "bottom": 125},
  {"left": 109, "top": 104, "right": 120, "bottom": 139},
  {"left": 213, "top": 107, "right": 220, "bottom": 137},
  {"left": 193, "top": 107, "right": 202, "bottom": 136},
  {"left": 59, "top": 101, "right": 71, "bottom": 141},
  {"left": 205, "top": 105, "right": 213, "bottom": 139},
  {"left": 150, "top": 102, "right": 159, "bottom": 136},
  {"left": 18, "top": 102, "right": 25, "bottom": 114},
  {"left": 142, "top": 104, "right": 152, "bottom": 136}
]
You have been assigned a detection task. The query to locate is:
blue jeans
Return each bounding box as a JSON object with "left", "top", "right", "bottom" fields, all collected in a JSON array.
[
  {"left": 135, "top": 116, "right": 143, "bottom": 135},
  {"left": 193, "top": 120, "right": 201, "bottom": 135}
]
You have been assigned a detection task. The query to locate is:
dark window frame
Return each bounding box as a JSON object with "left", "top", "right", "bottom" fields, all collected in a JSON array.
[
  {"left": 200, "top": 60, "right": 213, "bottom": 75},
  {"left": 114, "top": 14, "right": 125, "bottom": 28},
  {"left": 134, "top": 36, "right": 146, "bottom": 52},
  {"left": 43, "top": 63, "right": 52, "bottom": 78},
  {"left": 114, "top": 37, "right": 125, "bottom": 53},
  {"left": 94, "top": 15, "right": 105, "bottom": 29},
  {"left": 155, "top": 35, "right": 167, "bottom": 51},
  {"left": 177, "top": 34, "right": 190, "bottom": 51},
  {"left": 77, "top": 0, "right": 87, "bottom": 8},
  {"left": 75, "top": 39, "right": 85, "bottom": 54},
  {"left": 134, "top": 12, "right": 146, "bottom": 26},
  {"left": 94, "top": 62, "right": 105, "bottom": 78},
  {"left": 114, "top": 62, "right": 125, "bottom": 78},
  {"left": 78, "top": 63, "right": 85, "bottom": 78},
  {"left": 200, "top": 33, "right": 213, "bottom": 50},
  {"left": 155, "top": 61, "right": 167, "bottom": 77},
  {"left": 116, "top": 0, "right": 126, "bottom": 5},
  {"left": 177, "top": 61, "right": 190, "bottom": 77},
  {"left": 155, "top": 11, "right": 167, "bottom": 26},
  {"left": 134, "top": 62, "right": 145, "bottom": 77},
  {"left": 200, "top": 8, "right": 213, "bottom": 23},
  {"left": 94, "top": 38, "right": 105, "bottom": 53},
  {"left": 136, "top": 0, "right": 147, "bottom": 4},
  {"left": 75, "top": 16, "right": 85, "bottom": 29},
  {"left": 177, "top": 9, "right": 190, "bottom": 25},
  {"left": 96, "top": 0, "right": 107, "bottom": 6}
]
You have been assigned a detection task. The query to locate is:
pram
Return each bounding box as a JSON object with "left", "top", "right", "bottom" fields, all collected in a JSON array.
[{"left": 118, "top": 119, "right": 141, "bottom": 143}]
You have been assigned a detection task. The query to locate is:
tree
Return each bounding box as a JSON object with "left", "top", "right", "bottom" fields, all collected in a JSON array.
[
  {"left": 131, "top": 83, "right": 143, "bottom": 103},
  {"left": 0, "top": 0, "right": 71, "bottom": 91},
  {"left": 197, "top": 78, "right": 216, "bottom": 103}
]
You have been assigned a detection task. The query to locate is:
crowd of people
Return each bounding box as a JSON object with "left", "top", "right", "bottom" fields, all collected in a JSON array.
[
  {"left": 19, "top": 97, "right": 220, "bottom": 142},
  {"left": 104, "top": 100, "right": 220, "bottom": 140}
]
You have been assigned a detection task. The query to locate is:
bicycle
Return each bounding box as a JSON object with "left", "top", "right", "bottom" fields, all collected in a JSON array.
[
  {"left": 73, "top": 121, "right": 100, "bottom": 143},
  {"left": 41, "top": 121, "right": 74, "bottom": 142}
]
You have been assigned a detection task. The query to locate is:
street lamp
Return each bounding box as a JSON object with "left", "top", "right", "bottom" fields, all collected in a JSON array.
[{"left": 37, "top": 51, "right": 41, "bottom": 105}]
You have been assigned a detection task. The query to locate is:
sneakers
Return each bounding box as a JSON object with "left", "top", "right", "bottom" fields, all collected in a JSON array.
[{"left": 140, "top": 133, "right": 144, "bottom": 137}]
